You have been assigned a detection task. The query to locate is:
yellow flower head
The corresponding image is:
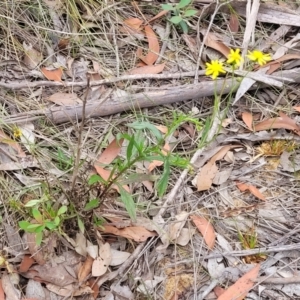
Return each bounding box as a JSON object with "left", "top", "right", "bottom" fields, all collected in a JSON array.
[
  {"left": 205, "top": 60, "right": 226, "bottom": 80},
  {"left": 247, "top": 50, "right": 272, "bottom": 66},
  {"left": 227, "top": 48, "right": 243, "bottom": 66},
  {"left": 13, "top": 127, "right": 22, "bottom": 138}
]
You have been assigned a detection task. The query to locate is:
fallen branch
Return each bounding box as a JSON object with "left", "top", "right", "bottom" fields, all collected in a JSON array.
[{"left": 3, "top": 68, "right": 300, "bottom": 124}]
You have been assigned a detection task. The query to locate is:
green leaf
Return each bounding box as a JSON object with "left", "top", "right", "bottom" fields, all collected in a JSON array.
[
  {"left": 32, "top": 207, "right": 43, "bottom": 223},
  {"left": 88, "top": 174, "right": 102, "bottom": 185},
  {"left": 78, "top": 217, "right": 85, "bottom": 234},
  {"left": 24, "top": 199, "right": 41, "bottom": 207},
  {"left": 128, "top": 121, "right": 163, "bottom": 142},
  {"left": 57, "top": 205, "right": 67, "bottom": 216},
  {"left": 184, "top": 9, "right": 197, "bottom": 17},
  {"left": 27, "top": 223, "right": 43, "bottom": 230},
  {"left": 19, "top": 220, "right": 30, "bottom": 230},
  {"left": 161, "top": 4, "right": 174, "bottom": 10},
  {"left": 176, "top": 0, "right": 191, "bottom": 9},
  {"left": 143, "top": 155, "right": 164, "bottom": 162},
  {"left": 45, "top": 221, "right": 57, "bottom": 230},
  {"left": 179, "top": 20, "right": 189, "bottom": 33},
  {"left": 126, "top": 136, "right": 135, "bottom": 162},
  {"left": 170, "top": 15, "right": 183, "bottom": 24},
  {"left": 118, "top": 185, "right": 136, "bottom": 221},
  {"left": 35, "top": 232, "right": 43, "bottom": 246},
  {"left": 157, "top": 158, "right": 170, "bottom": 197},
  {"left": 84, "top": 198, "right": 100, "bottom": 211},
  {"left": 54, "top": 216, "right": 60, "bottom": 226}
]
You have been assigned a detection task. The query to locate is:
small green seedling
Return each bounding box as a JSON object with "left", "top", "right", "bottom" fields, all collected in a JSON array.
[
  {"left": 162, "top": 0, "right": 197, "bottom": 33},
  {"left": 19, "top": 203, "right": 68, "bottom": 245}
]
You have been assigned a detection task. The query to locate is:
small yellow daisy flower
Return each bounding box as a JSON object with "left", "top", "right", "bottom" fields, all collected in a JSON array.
[
  {"left": 247, "top": 50, "right": 272, "bottom": 66},
  {"left": 205, "top": 60, "right": 226, "bottom": 80},
  {"left": 13, "top": 127, "right": 22, "bottom": 138},
  {"left": 227, "top": 48, "right": 243, "bottom": 66}
]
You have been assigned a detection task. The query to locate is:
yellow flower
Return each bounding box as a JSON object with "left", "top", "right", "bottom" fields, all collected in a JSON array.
[
  {"left": 227, "top": 48, "right": 243, "bottom": 66},
  {"left": 205, "top": 60, "right": 226, "bottom": 80},
  {"left": 13, "top": 127, "right": 22, "bottom": 138},
  {"left": 247, "top": 50, "right": 272, "bottom": 66}
]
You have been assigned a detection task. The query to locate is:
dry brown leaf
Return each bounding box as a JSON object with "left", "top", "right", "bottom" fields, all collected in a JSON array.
[
  {"left": 214, "top": 286, "right": 225, "bottom": 297},
  {"left": 229, "top": 14, "right": 239, "bottom": 33},
  {"left": 0, "top": 129, "right": 26, "bottom": 158},
  {"left": 203, "top": 32, "right": 231, "bottom": 58},
  {"left": 217, "top": 264, "right": 260, "bottom": 300},
  {"left": 78, "top": 255, "right": 93, "bottom": 282},
  {"left": 196, "top": 145, "right": 241, "bottom": 191},
  {"left": 1, "top": 273, "right": 19, "bottom": 300},
  {"left": 26, "top": 232, "right": 47, "bottom": 265},
  {"left": 88, "top": 278, "right": 99, "bottom": 299},
  {"left": 196, "top": 161, "right": 218, "bottom": 191},
  {"left": 242, "top": 112, "right": 253, "bottom": 131},
  {"left": 99, "top": 225, "right": 157, "bottom": 242},
  {"left": 23, "top": 262, "right": 78, "bottom": 287},
  {"left": 190, "top": 215, "right": 216, "bottom": 249},
  {"left": 263, "top": 54, "right": 300, "bottom": 74},
  {"left": 148, "top": 10, "right": 169, "bottom": 23},
  {"left": 48, "top": 92, "right": 82, "bottom": 106},
  {"left": 93, "top": 138, "right": 130, "bottom": 193},
  {"left": 128, "top": 63, "right": 165, "bottom": 75},
  {"left": 236, "top": 182, "right": 266, "bottom": 201},
  {"left": 23, "top": 43, "right": 43, "bottom": 69},
  {"left": 19, "top": 255, "right": 35, "bottom": 273},
  {"left": 137, "top": 25, "right": 160, "bottom": 65},
  {"left": 41, "top": 67, "right": 63, "bottom": 82},
  {"left": 155, "top": 125, "right": 168, "bottom": 134},
  {"left": 123, "top": 18, "right": 143, "bottom": 31},
  {"left": 47, "top": 283, "right": 93, "bottom": 297},
  {"left": 93, "top": 166, "right": 130, "bottom": 193},
  {"left": 57, "top": 38, "right": 70, "bottom": 50},
  {"left": 96, "top": 138, "right": 123, "bottom": 165},
  {"left": 294, "top": 106, "right": 300, "bottom": 113},
  {"left": 0, "top": 280, "right": 4, "bottom": 300},
  {"left": 92, "top": 243, "right": 112, "bottom": 277},
  {"left": 254, "top": 112, "right": 300, "bottom": 135},
  {"left": 148, "top": 143, "right": 170, "bottom": 172}
]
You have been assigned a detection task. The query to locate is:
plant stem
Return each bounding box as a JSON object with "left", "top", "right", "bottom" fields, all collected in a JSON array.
[
  {"left": 71, "top": 74, "right": 91, "bottom": 192},
  {"left": 98, "top": 155, "right": 143, "bottom": 200}
]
